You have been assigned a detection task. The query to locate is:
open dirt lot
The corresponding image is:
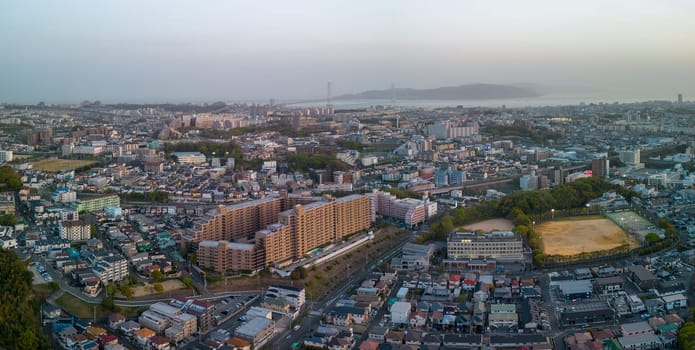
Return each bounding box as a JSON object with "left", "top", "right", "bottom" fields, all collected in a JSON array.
[
  {"left": 537, "top": 217, "right": 640, "bottom": 256},
  {"left": 31, "top": 159, "right": 97, "bottom": 172},
  {"left": 463, "top": 218, "right": 514, "bottom": 232}
]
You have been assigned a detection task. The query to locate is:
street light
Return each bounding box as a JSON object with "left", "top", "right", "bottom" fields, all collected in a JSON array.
[{"left": 551, "top": 208, "right": 555, "bottom": 220}]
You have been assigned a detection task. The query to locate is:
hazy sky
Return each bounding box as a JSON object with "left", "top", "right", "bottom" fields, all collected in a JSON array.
[{"left": 2, "top": 0, "right": 695, "bottom": 104}]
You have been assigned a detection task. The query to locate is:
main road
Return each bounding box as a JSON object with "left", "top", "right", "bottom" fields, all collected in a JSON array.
[{"left": 272, "top": 237, "right": 410, "bottom": 350}]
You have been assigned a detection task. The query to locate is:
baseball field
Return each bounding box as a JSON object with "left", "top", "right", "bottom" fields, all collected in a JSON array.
[{"left": 537, "top": 216, "right": 640, "bottom": 256}]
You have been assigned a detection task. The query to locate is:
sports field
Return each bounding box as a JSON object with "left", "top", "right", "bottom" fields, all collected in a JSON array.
[
  {"left": 31, "top": 159, "right": 96, "bottom": 172},
  {"left": 537, "top": 216, "right": 639, "bottom": 256}
]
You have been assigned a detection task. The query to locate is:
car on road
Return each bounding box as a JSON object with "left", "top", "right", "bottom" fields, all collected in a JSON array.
[
  {"left": 293, "top": 325, "right": 300, "bottom": 331},
  {"left": 221, "top": 300, "right": 228, "bottom": 304},
  {"left": 238, "top": 316, "right": 247, "bottom": 322}
]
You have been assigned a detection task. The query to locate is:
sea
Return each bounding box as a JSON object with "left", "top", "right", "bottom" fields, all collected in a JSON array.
[{"left": 284, "top": 94, "right": 676, "bottom": 109}]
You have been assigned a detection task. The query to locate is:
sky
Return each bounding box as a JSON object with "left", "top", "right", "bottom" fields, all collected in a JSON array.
[{"left": 1, "top": 0, "right": 695, "bottom": 104}]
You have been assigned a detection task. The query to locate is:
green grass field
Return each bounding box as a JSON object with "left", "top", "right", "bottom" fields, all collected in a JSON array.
[{"left": 55, "top": 293, "right": 145, "bottom": 319}]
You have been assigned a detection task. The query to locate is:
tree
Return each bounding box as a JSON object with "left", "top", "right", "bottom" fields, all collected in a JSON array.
[
  {"left": 151, "top": 270, "right": 164, "bottom": 281},
  {"left": 182, "top": 277, "right": 193, "bottom": 289},
  {"left": 106, "top": 284, "right": 117, "bottom": 297},
  {"left": 101, "top": 296, "right": 115, "bottom": 310},
  {"left": 120, "top": 285, "right": 133, "bottom": 298},
  {"left": 153, "top": 283, "right": 164, "bottom": 293},
  {"left": 0, "top": 249, "right": 50, "bottom": 349},
  {"left": 645, "top": 233, "right": 661, "bottom": 245},
  {"left": 0, "top": 166, "right": 22, "bottom": 192},
  {"left": 290, "top": 266, "right": 308, "bottom": 280},
  {"left": 0, "top": 214, "right": 17, "bottom": 227}
]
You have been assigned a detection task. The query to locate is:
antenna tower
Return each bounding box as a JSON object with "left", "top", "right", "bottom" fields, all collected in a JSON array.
[{"left": 327, "top": 81, "right": 332, "bottom": 108}]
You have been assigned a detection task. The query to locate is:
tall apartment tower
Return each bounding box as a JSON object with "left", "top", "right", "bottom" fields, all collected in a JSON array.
[
  {"left": 591, "top": 156, "right": 610, "bottom": 178},
  {"left": 678, "top": 93, "right": 683, "bottom": 104}
]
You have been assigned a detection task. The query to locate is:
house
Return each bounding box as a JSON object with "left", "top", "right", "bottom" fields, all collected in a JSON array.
[
  {"left": 488, "top": 304, "right": 518, "bottom": 331},
  {"left": 594, "top": 276, "right": 624, "bottom": 296},
  {"left": 390, "top": 301, "right": 411, "bottom": 325},
  {"left": 430, "top": 310, "right": 444, "bottom": 327},
  {"left": 359, "top": 340, "right": 380, "bottom": 350},
  {"left": 149, "top": 336, "right": 170, "bottom": 350},
  {"left": 628, "top": 265, "right": 659, "bottom": 291},
  {"left": 422, "top": 333, "right": 441, "bottom": 346},
  {"left": 655, "top": 281, "right": 686, "bottom": 297},
  {"left": 645, "top": 299, "right": 666, "bottom": 317},
  {"left": 368, "top": 326, "right": 388, "bottom": 342},
  {"left": 120, "top": 320, "right": 141, "bottom": 334},
  {"left": 385, "top": 330, "right": 405, "bottom": 344},
  {"left": 558, "top": 301, "right": 615, "bottom": 328},
  {"left": 618, "top": 333, "right": 662, "bottom": 350},
  {"left": 98, "top": 335, "right": 118, "bottom": 348},
  {"left": 489, "top": 334, "right": 551, "bottom": 348},
  {"left": 409, "top": 311, "right": 427, "bottom": 329},
  {"left": 226, "top": 337, "right": 251, "bottom": 350},
  {"left": 621, "top": 321, "right": 654, "bottom": 336},
  {"left": 404, "top": 330, "right": 422, "bottom": 345},
  {"left": 42, "top": 303, "right": 63, "bottom": 319},
  {"left": 108, "top": 313, "right": 125, "bottom": 329},
  {"left": 135, "top": 328, "right": 156, "bottom": 347},
  {"left": 443, "top": 334, "right": 482, "bottom": 348},
  {"left": 661, "top": 293, "right": 687, "bottom": 310}
]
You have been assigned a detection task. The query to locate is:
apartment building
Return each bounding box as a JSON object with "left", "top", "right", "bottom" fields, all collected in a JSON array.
[
  {"left": 138, "top": 302, "right": 197, "bottom": 343},
  {"left": 280, "top": 201, "right": 335, "bottom": 258},
  {"left": 447, "top": 231, "right": 524, "bottom": 262},
  {"left": 169, "top": 297, "right": 215, "bottom": 334},
  {"left": 255, "top": 223, "right": 293, "bottom": 267},
  {"left": 265, "top": 285, "right": 306, "bottom": 310},
  {"left": 0, "top": 150, "right": 13, "bottom": 163},
  {"left": 369, "top": 190, "right": 429, "bottom": 228},
  {"left": 194, "top": 193, "right": 373, "bottom": 271},
  {"left": 334, "top": 194, "right": 372, "bottom": 240},
  {"left": 171, "top": 152, "right": 207, "bottom": 164},
  {"left": 92, "top": 255, "right": 128, "bottom": 285},
  {"left": 75, "top": 193, "right": 120, "bottom": 213},
  {"left": 191, "top": 196, "right": 282, "bottom": 242},
  {"left": 0, "top": 192, "right": 16, "bottom": 215},
  {"left": 59, "top": 220, "right": 91, "bottom": 241},
  {"left": 196, "top": 240, "right": 259, "bottom": 272},
  {"left": 234, "top": 317, "right": 275, "bottom": 346}
]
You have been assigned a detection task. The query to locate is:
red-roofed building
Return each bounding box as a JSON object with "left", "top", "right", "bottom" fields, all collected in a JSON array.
[
  {"left": 449, "top": 274, "right": 461, "bottom": 289},
  {"left": 98, "top": 334, "right": 119, "bottom": 347},
  {"left": 149, "top": 335, "right": 170, "bottom": 350}
]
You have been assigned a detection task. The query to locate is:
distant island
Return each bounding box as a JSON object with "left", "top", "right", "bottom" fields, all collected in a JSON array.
[{"left": 335, "top": 83, "right": 542, "bottom": 100}]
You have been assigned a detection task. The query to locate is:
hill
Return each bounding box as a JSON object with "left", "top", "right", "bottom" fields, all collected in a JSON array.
[{"left": 335, "top": 83, "right": 541, "bottom": 100}]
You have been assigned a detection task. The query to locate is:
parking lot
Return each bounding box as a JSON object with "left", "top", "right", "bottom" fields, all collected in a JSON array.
[{"left": 30, "top": 263, "right": 53, "bottom": 284}]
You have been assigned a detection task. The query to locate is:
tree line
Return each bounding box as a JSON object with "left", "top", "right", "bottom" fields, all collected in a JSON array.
[
  {"left": 419, "top": 177, "right": 641, "bottom": 267},
  {"left": 0, "top": 249, "right": 51, "bottom": 349}
]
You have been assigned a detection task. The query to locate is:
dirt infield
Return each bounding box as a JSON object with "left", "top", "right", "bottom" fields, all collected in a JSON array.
[
  {"left": 31, "top": 159, "right": 96, "bottom": 172},
  {"left": 537, "top": 217, "right": 640, "bottom": 256},
  {"left": 463, "top": 218, "right": 514, "bottom": 232}
]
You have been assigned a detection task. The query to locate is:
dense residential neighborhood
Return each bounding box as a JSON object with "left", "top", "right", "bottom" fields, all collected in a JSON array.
[{"left": 0, "top": 98, "right": 694, "bottom": 350}]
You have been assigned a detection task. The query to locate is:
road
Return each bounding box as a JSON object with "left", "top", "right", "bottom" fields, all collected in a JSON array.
[{"left": 273, "top": 238, "right": 410, "bottom": 350}]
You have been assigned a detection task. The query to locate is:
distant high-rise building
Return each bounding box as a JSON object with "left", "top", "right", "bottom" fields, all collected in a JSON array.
[
  {"left": 591, "top": 156, "right": 610, "bottom": 178},
  {"left": 678, "top": 93, "right": 683, "bottom": 104},
  {"left": 619, "top": 149, "right": 641, "bottom": 166},
  {"left": 520, "top": 172, "right": 539, "bottom": 190},
  {"left": 551, "top": 168, "right": 563, "bottom": 186}
]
